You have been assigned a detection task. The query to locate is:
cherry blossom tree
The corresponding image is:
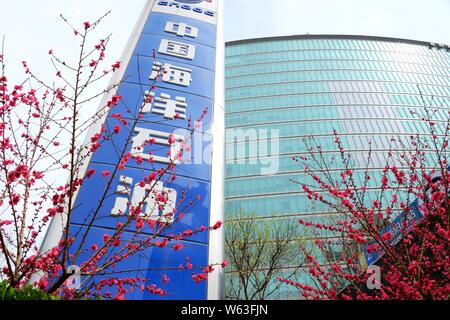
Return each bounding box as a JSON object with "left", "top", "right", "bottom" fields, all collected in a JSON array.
[
  {"left": 279, "top": 94, "right": 450, "bottom": 300},
  {"left": 0, "top": 13, "right": 224, "bottom": 300}
]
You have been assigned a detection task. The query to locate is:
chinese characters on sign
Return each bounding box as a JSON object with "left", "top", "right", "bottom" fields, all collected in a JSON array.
[
  {"left": 150, "top": 61, "right": 193, "bottom": 87},
  {"left": 117, "top": 19, "right": 202, "bottom": 215},
  {"left": 102, "top": 9, "right": 215, "bottom": 228},
  {"left": 165, "top": 21, "right": 198, "bottom": 38},
  {"left": 159, "top": 39, "right": 196, "bottom": 60},
  {"left": 111, "top": 175, "right": 177, "bottom": 224},
  {"left": 141, "top": 91, "right": 188, "bottom": 120},
  {"left": 131, "top": 127, "right": 184, "bottom": 164}
]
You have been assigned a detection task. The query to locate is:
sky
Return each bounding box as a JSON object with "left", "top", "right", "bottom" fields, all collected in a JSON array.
[
  {"left": 224, "top": 0, "right": 450, "bottom": 43},
  {"left": 1, "top": 0, "right": 449, "bottom": 85}
]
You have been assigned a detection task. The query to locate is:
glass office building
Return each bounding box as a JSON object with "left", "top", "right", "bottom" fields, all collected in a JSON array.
[{"left": 224, "top": 35, "right": 450, "bottom": 298}]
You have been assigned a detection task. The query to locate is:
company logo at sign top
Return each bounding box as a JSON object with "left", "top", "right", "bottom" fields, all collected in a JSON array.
[
  {"left": 154, "top": 1, "right": 218, "bottom": 24},
  {"left": 173, "top": 0, "right": 216, "bottom": 8},
  {"left": 174, "top": 0, "right": 209, "bottom": 3}
]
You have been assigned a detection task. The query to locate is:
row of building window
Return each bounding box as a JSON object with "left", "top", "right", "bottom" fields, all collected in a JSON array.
[
  {"left": 226, "top": 78, "right": 450, "bottom": 101},
  {"left": 225, "top": 58, "right": 450, "bottom": 78},
  {"left": 226, "top": 130, "right": 439, "bottom": 152},
  {"left": 225, "top": 38, "right": 449, "bottom": 59},
  {"left": 225, "top": 188, "right": 402, "bottom": 216},
  {"left": 225, "top": 148, "right": 435, "bottom": 178},
  {"left": 226, "top": 70, "right": 450, "bottom": 91},
  {"left": 226, "top": 92, "right": 448, "bottom": 113},
  {"left": 227, "top": 153, "right": 437, "bottom": 181},
  {"left": 225, "top": 168, "right": 421, "bottom": 198},
  {"left": 226, "top": 104, "right": 449, "bottom": 128},
  {"left": 224, "top": 118, "right": 440, "bottom": 143},
  {"left": 226, "top": 48, "right": 450, "bottom": 69}
]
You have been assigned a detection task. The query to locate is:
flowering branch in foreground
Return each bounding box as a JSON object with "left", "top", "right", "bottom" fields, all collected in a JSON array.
[
  {"left": 0, "top": 13, "right": 225, "bottom": 300},
  {"left": 280, "top": 103, "right": 450, "bottom": 299}
]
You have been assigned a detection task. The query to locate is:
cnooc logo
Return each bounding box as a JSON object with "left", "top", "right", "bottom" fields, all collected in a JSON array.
[{"left": 174, "top": 0, "right": 207, "bottom": 4}]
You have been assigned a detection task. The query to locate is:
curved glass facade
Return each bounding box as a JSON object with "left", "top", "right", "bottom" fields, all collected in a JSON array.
[
  {"left": 225, "top": 35, "right": 450, "bottom": 218},
  {"left": 224, "top": 35, "right": 450, "bottom": 299}
]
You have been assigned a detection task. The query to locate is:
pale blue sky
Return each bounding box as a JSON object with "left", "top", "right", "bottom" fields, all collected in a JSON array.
[
  {"left": 1, "top": 0, "right": 449, "bottom": 85},
  {"left": 224, "top": 0, "right": 450, "bottom": 43}
]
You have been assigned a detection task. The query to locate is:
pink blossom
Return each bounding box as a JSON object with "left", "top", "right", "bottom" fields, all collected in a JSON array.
[
  {"left": 101, "top": 170, "right": 110, "bottom": 177},
  {"left": 381, "top": 232, "right": 392, "bottom": 241},
  {"left": 112, "top": 61, "right": 121, "bottom": 72},
  {"left": 86, "top": 168, "right": 95, "bottom": 178},
  {"left": 173, "top": 243, "right": 184, "bottom": 251},
  {"left": 212, "top": 220, "right": 222, "bottom": 230}
]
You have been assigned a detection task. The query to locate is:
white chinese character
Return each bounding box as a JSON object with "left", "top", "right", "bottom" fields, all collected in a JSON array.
[
  {"left": 131, "top": 127, "right": 184, "bottom": 164},
  {"left": 111, "top": 175, "right": 176, "bottom": 224},
  {"left": 150, "top": 61, "right": 192, "bottom": 87},
  {"left": 159, "top": 39, "right": 196, "bottom": 60},
  {"left": 165, "top": 21, "right": 198, "bottom": 38},
  {"left": 111, "top": 175, "right": 133, "bottom": 216},
  {"left": 141, "top": 91, "right": 187, "bottom": 120}
]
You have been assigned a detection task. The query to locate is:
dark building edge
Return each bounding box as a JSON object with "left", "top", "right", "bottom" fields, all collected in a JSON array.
[{"left": 226, "top": 34, "right": 450, "bottom": 49}]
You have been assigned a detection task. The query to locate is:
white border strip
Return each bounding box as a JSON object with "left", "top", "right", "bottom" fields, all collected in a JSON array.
[{"left": 206, "top": 0, "right": 225, "bottom": 300}]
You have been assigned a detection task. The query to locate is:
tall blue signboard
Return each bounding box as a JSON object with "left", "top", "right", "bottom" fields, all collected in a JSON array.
[
  {"left": 40, "top": 0, "right": 224, "bottom": 300},
  {"left": 364, "top": 198, "right": 424, "bottom": 266}
]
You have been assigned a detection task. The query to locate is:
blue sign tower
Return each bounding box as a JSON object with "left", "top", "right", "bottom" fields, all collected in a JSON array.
[{"left": 39, "top": 0, "right": 224, "bottom": 300}]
